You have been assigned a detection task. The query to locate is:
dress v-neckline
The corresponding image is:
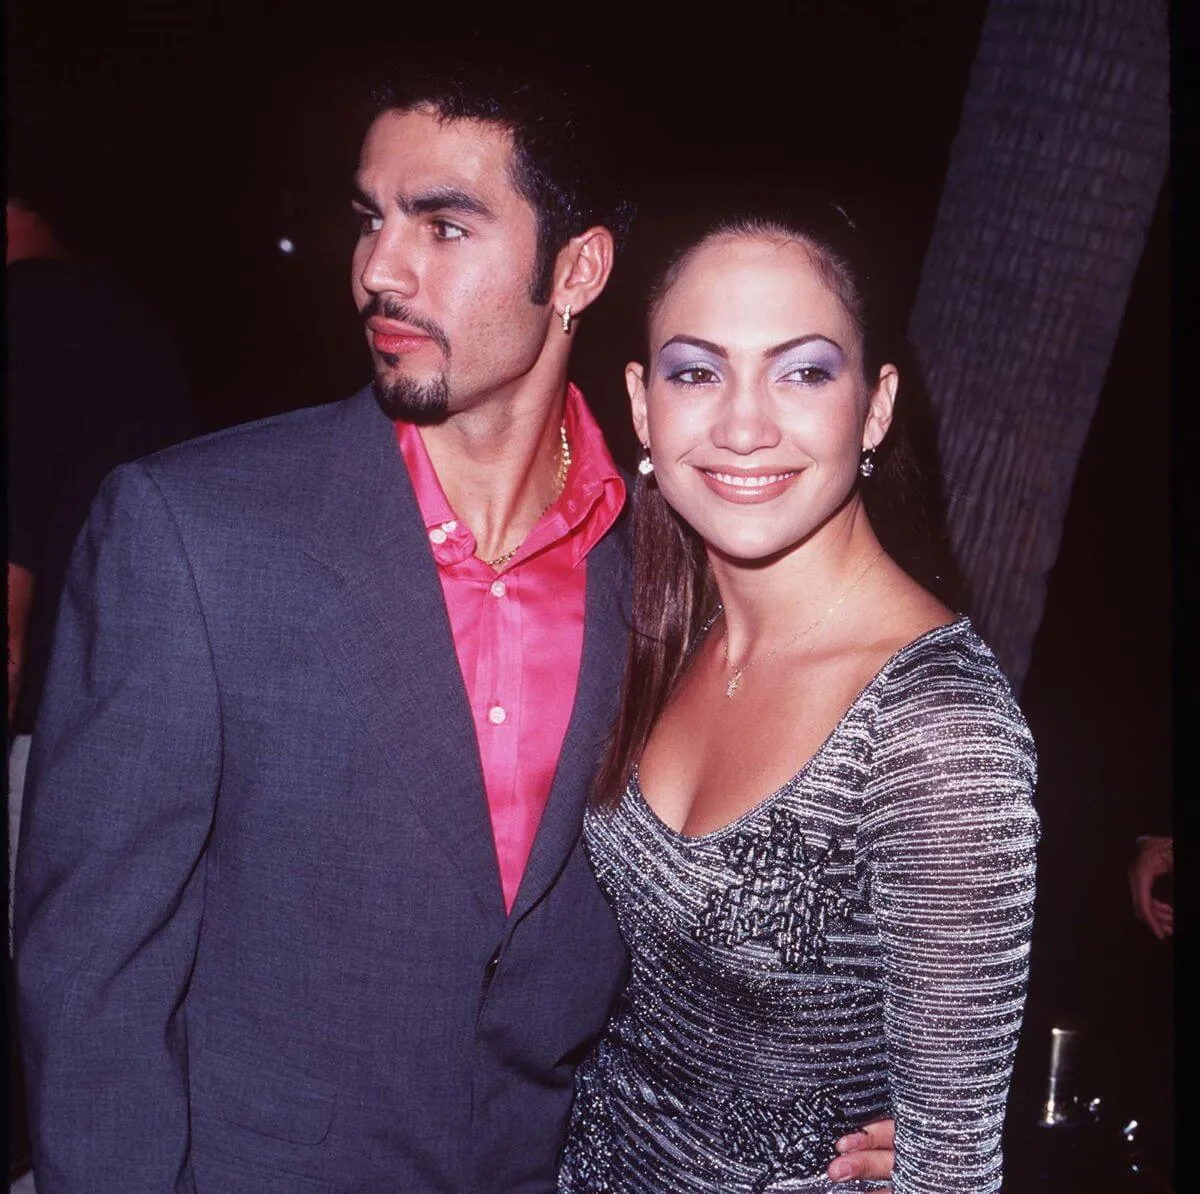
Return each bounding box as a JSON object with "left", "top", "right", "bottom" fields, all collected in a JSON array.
[{"left": 629, "top": 615, "right": 970, "bottom": 843}]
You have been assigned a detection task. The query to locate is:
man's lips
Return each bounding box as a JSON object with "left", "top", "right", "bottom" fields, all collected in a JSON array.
[
  {"left": 367, "top": 318, "right": 436, "bottom": 355},
  {"left": 697, "top": 467, "right": 801, "bottom": 502}
]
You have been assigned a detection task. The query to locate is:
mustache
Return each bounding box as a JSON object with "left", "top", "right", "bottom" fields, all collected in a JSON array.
[{"left": 360, "top": 296, "right": 451, "bottom": 359}]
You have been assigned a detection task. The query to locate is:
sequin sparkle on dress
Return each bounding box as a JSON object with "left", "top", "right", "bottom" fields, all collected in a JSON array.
[{"left": 558, "top": 617, "right": 1039, "bottom": 1193}]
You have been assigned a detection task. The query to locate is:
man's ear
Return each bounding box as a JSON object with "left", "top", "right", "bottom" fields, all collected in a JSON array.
[
  {"left": 551, "top": 226, "right": 615, "bottom": 321},
  {"left": 626, "top": 361, "right": 649, "bottom": 447},
  {"left": 862, "top": 364, "right": 898, "bottom": 452}
]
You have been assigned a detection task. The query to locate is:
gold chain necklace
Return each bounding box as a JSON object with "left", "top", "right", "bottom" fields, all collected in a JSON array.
[
  {"left": 483, "top": 422, "right": 571, "bottom": 570},
  {"left": 721, "top": 549, "right": 885, "bottom": 697}
]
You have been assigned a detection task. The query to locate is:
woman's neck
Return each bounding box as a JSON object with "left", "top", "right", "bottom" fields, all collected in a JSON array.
[{"left": 711, "top": 503, "right": 884, "bottom": 666}]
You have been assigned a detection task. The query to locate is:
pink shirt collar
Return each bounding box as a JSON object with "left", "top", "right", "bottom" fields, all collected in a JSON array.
[{"left": 395, "top": 382, "right": 626, "bottom": 571}]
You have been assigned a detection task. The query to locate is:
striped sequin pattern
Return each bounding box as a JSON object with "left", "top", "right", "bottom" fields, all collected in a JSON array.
[{"left": 559, "top": 617, "right": 1039, "bottom": 1193}]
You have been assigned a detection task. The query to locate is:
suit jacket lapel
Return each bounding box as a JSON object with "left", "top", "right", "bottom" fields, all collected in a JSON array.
[
  {"left": 306, "top": 390, "right": 505, "bottom": 921},
  {"left": 508, "top": 519, "right": 631, "bottom": 923}
]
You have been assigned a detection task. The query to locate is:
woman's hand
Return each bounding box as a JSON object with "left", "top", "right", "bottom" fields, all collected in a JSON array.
[{"left": 828, "top": 1117, "right": 895, "bottom": 1185}]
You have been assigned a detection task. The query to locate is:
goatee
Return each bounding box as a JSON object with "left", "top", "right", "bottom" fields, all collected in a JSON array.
[{"left": 372, "top": 372, "right": 451, "bottom": 425}]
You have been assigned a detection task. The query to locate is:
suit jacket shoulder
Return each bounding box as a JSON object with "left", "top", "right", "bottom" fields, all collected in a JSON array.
[{"left": 136, "top": 388, "right": 388, "bottom": 543}]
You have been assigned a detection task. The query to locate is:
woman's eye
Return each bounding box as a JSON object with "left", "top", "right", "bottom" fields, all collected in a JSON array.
[
  {"left": 668, "top": 365, "right": 720, "bottom": 386},
  {"left": 431, "top": 219, "right": 467, "bottom": 241},
  {"left": 783, "top": 365, "right": 833, "bottom": 386}
]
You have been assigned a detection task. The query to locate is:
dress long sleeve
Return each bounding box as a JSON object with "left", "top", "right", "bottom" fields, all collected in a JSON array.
[{"left": 860, "top": 647, "right": 1039, "bottom": 1193}]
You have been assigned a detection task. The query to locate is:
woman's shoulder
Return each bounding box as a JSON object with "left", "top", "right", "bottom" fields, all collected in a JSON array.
[
  {"left": 878, "top": 615, "right": 1014, "bottom": 698},
  {"left": 869, "top": 615, "right": 1036, "bottom": 772}
]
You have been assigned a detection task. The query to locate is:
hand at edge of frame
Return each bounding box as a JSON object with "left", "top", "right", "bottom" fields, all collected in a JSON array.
[{"left": 1128, "top": 835, "right": 1173, "bottom": 940}]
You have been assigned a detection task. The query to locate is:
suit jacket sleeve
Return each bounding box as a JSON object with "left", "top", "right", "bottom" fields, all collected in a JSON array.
[{"left": 14, "top": 461, "right": 222, "bottom": 1194}]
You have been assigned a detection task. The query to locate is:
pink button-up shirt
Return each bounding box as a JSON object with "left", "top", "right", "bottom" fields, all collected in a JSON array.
[{"left": 396, "top": 384, "right": 626, "bottom": 912}]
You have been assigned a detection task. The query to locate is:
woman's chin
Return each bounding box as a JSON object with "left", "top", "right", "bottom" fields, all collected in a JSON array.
[{"left": 703, "top": 530, "right": 807, "bottom": 569}]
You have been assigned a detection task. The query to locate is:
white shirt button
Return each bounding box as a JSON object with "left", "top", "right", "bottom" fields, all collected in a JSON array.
[
  {"left": 487, "top": 705, "right": 507, "bottom": 725},
  {"left": 490, "top": 580, "right": 507, "bottom": 598},
  {"left": 429, "top": 527, "right": 447, "bottom": 545},
  {"left": 441, "top": 520, "right": 457, "bottom": 533}
]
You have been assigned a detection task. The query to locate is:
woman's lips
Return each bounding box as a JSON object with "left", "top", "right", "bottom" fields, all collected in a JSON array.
[{"left": 698, "top": 468, "right": 800, "bottom": 502}]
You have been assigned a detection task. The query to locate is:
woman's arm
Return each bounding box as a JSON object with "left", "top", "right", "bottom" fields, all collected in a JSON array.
[{"left": 861, "top": 651, "right": 1039, "bottom": 1193}]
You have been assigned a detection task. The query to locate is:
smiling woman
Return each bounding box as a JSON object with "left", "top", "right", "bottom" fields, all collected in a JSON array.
[
  {"left": 596, "top": 197, "right": 914, "bottom": 799},
  {"left": 628, "top": 232, "right": 896, "bottom": 567},
  {"left": 560, "top": 196, "right": 1040, "bottom": 1193}
]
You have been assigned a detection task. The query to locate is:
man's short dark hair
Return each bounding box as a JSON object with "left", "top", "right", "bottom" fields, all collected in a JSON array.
[{"left": 369, "top": 58, "right": 634, "bottom": 306}]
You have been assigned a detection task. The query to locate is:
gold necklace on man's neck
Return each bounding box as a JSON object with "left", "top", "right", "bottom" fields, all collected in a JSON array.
[
  {"left": 721, "top": 549, "right": 885, "bottom": 697},
  {"left": 482, "top": 422, "right": 571, "bottom": 570}
]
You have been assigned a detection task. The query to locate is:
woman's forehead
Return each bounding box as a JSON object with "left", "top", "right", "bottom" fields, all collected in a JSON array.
[{"left": 652, "top": 234, "right": 857, "bottom": 342}]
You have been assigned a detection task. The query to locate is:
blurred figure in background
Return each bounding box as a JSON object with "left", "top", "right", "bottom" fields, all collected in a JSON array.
[
  {"left": 6, "top": 187, "right": 197, "bottom": 1182},
  {"left": 6, "top": 193, "right": 198, "bottom": 885},
  {"left": 1127, "top": 834, "right": 1172, "bottom": 942},
  {"left": 1119, "top": 831, "right": 1174, "bottom": 1189}
]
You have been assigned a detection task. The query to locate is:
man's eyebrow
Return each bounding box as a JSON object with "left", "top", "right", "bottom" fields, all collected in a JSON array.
[
  {"left": 401, "top": 187, "right": 496, "bottom": 220},
  {"left": 351, "top": 181, "right": 495, "bottom": 221},
  {"left": 350, "top": 182, "right": 379, "bottom": 211}
]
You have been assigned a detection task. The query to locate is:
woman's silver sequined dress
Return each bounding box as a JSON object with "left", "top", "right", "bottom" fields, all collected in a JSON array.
[{"left": 559, "top": 618, "right": 1039, "bottom": 1193}]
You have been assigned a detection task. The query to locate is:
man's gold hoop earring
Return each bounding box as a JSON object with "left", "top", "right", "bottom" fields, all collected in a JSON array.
[{"left": 561, "top": 305, "right": 572, "bottom": 335}]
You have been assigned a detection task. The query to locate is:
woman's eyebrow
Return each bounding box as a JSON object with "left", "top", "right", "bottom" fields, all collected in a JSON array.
[
  {"left": 765, "top": 334, "right": 845, "bottom": 359},
  {"left": 659, "top": 335, "right": 727, "bottom": 357}
]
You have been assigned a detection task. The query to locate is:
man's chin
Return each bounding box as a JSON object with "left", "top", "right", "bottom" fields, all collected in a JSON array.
[{"left": 371, "top": 373, "right": 451, "bottom": 426}]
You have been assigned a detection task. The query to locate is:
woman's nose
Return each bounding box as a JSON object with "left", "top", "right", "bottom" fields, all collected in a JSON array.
[{"left": 711, "top": 385, "right": 781, "bottom": 455}]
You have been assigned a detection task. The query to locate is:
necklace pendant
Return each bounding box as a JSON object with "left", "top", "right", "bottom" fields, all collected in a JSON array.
[{"left": 725, "top": 671, "right": 742, "bottom": 698}]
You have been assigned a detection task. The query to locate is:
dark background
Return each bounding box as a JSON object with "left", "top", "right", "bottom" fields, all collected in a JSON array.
[
  {"left": 6, "top": 0, "right": 1174, "bottom": 1186},
  {"left": 6, "top": 3, "right": 991, "bottom": 441}
]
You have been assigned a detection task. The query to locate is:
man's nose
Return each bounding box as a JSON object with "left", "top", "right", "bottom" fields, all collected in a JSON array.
[{"left": 359, "top": 224, "right": 419, "bottom": 298}]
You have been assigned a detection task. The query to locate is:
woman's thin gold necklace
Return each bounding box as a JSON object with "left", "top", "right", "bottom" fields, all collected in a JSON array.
[
  {"left": 483, "top": 422, "right": 571, "bottom": 570},
  {"left": 721, "top": 549, "right": 885, "bottom": 697}
]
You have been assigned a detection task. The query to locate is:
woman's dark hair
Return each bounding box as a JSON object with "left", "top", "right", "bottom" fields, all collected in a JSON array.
[
  {"left": 593, "top": 191, "right": 946, "bottom": 808},
  {"left": 369, "top": 57, "right": 634, "bottom": 306}
]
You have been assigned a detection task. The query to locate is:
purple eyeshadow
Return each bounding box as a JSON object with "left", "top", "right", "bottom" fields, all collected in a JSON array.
[
  {"left": 656, "top": 342, "right": 722, "bottom": 378},
  {"left": 775, "top": 339, "right": 845, "bottom": 378}
]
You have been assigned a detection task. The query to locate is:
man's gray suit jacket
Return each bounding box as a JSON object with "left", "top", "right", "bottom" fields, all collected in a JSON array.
[{"left": 14, "top": 388, "right": 631, "bottom": 1193}]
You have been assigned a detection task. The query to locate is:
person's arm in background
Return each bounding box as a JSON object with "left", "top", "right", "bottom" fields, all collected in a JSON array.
[
  {"left": 1127, "top": 835, "right": 1172, "bottom": 940},
  {"left": 7, "top": 562, "right": 35, "bottom": 728},
  {"left": 7, "top": 217, "right": 56, "bottom": 738}
]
